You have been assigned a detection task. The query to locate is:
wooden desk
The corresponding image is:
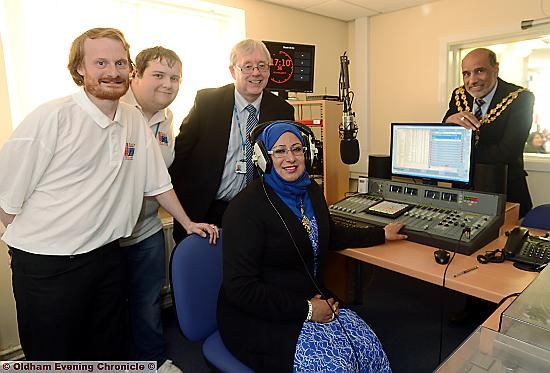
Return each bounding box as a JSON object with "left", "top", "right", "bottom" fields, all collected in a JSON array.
[
  {"left": 329, "top": 210, "right": 541, "bottom": 304},
  {"left": 337, "top": 236, "right": 537, "bottom": 303},
  {"left": 444, "top": 234, "right": 537, "bottom": 303}
]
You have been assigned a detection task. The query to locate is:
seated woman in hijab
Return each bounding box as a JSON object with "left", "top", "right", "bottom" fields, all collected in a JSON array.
[{"left": 217, "top": 120, "right": 407, "bottom": 372}]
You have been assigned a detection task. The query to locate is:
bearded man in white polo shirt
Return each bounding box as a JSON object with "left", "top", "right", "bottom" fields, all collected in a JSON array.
[{"left": 0, "top": 27, "right": 218, "bottom": 361}]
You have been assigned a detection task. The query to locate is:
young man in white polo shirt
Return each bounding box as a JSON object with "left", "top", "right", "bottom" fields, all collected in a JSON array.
[
  {"left": 0, "top": 28, "right": 218, "bottom": 361},
  {"left": 119, "top": 46, "right": 182, "bottom": 373}
]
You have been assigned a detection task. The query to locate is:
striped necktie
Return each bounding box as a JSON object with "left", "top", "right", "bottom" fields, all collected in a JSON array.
[
  {"left": 245, "top": 105, "right": 258, "bottom": 184},
  {"left": 474, "top": 98, "right": 485, "bottom": 120}
]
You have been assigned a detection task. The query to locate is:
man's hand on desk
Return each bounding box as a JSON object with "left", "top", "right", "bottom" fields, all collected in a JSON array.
[{"left": 384, "top": 222, "right": 408, "bottom": 241}]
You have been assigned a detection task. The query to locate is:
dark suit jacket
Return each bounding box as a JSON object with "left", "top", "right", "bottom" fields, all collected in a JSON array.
[
  {"left": 169, "top": 84, "right": 294, "bottom": 241},
  {"left": 443, "top": 78, "right": 534, "bottom": 217},
  {"left": 217, "top": 179, "right": 385, "bottom": 372}
]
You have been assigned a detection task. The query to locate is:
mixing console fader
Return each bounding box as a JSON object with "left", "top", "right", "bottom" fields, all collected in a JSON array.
[{"left": 330, "top": 178, "right": 506, "bottom": 255}]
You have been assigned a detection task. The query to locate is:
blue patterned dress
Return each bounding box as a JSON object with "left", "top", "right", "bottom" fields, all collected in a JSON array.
[
  {"left": 293, "top": 216, "right": 391, "bottom": 372},
  {"left": 294, "top": 309, "right": 391, "bottom": 372}
]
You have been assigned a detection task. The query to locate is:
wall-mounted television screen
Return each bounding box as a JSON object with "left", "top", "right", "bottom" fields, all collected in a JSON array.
[
  {"left": 390, "top": 123, "right": 474, "bottom": 185},
  {"left": 262, "top": 40, "right": 315, "bottom": 95}
]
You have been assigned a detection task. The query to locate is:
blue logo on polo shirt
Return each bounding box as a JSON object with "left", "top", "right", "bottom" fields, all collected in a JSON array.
[
  {"left": 125, "top": 143, "right": 135, "bottom": 160},
  {"left": 158, "top": 131, "right": 169, "bottom": 146}
]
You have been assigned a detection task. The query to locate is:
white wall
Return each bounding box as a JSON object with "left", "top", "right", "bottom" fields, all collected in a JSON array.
[
  {"left": 0, "top": 34, "right": 19, "bottom": 358},
  {"left": 0, "top": 35, "right": 10, "bottom": 144}
]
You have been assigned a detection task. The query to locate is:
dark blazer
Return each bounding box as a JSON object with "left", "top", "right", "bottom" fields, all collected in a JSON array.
[
  {"left": 443, "top": 78, "right": 534, "bottom": 217},
  {"left": 217, "top": 179, "right": 385, "bottom": 372},
  {"left": 169, "top": 84, "right": 294, "bottom": 241}
]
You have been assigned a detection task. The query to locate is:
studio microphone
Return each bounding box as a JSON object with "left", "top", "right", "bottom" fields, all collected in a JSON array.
[
  {"left": 341, "top": 112, "right": 359, "bottom": 164},
  {"left": 339, "top": 53, "right": 360, "bottom": 164}
]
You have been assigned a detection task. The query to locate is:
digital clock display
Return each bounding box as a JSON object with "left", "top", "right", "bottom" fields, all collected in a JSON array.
[
  {"left": 263, "top": 40, "right": 315, "bottom": 93},
  {"left": 271, "top": 50, "right": 293, "bottom": 84}
]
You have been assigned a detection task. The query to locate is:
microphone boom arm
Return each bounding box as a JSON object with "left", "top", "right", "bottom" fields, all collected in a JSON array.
[{"left": 339, "top": 52, "right": 360, "bottom": 164}]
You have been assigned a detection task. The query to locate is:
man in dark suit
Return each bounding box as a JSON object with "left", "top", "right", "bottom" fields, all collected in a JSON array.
[
  {"left": 443, "top": 48, "right": 534, "bottom": 218},
  {"left": 444, "top": 48, "right": 535, "bottom": 324},
  {"left": 169, "top": 39, "right": 294, "bottom": 243}
]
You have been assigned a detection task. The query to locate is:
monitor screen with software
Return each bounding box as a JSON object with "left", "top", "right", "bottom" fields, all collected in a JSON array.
[{"left": 390, "top": 123, "right": 474, "bottom": 184}]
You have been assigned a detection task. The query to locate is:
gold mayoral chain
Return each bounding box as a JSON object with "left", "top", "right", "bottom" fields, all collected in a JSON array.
[{"left": 454, "top": 86, "right": 526, "bottom": 145}]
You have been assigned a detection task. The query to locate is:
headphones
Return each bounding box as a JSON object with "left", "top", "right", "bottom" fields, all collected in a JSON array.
[{"left": 248, "top": 120, "right": 318, "bottom": 174}]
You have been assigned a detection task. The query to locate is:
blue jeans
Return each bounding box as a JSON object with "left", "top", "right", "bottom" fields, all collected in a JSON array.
[{"left": 124, "top": 230, "right": 167, "bottom": 364}]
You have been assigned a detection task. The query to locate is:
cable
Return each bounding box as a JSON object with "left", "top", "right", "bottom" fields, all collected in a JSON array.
[
  {"left": 441, "top": 228, "right": 469, "bottom": 288},
  {"left": 496, "top": 292, "right": 521, "bottom": 331},
  {"left": 437, "top": 227, "right": 469, "bottom": 364},
  {"left": 477, "top": 249, "right": 505, "bottom": 264},
  {"left": 441, "top": 250, "right": 456, "bottom": 289},
  {"left": 261, "top": 178, "right": 361, "bottom": 372},
  {"left": 498, "top": 292, "right": 521, "bottom": 307}
]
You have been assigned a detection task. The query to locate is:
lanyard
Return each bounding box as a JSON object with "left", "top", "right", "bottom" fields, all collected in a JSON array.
[
  {"left": 233, "top": 105, "right": 247, "bottom": 157},
  {"left": 153, "top": 122, "right": 160, "bottom": 137}
]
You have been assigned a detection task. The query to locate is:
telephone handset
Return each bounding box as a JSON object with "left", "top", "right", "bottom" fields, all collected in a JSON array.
[
  {"left": 503, "top": 226, "right": 530, "bottom": 258},
  {"left": 503, "top": 226, "right": 550, "bottom": 272}
]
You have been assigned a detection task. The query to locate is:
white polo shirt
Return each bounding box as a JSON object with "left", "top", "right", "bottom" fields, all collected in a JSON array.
[
  {"left": 0, "top": 88, "right": 172, "bottom": 255},
  {"left": 119, "top": 89, "right": 175, "bottom": 247}
]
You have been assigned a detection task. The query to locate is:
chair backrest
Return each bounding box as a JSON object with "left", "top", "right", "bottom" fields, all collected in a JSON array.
[
  {"left": 521, "top": 204, "right": 550, "bottom": 230},
  {"left": 170, "top": 232, "right": 223, "bottom": 342}
]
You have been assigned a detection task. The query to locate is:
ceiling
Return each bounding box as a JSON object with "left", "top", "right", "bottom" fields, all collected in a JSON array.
[{"left": 260, "top": 0, "right": 440, "bottom": 21}]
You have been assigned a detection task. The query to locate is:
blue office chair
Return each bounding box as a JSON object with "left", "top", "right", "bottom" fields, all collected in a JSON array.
[
  {"left": 170, "top": 232, "right": 253, "bottom": 373},
  {"left": 521, "top": 204, "right": 550, "bottom": 230}
]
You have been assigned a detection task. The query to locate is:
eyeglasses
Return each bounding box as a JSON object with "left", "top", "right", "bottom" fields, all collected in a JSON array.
[
  {"left": 234, "top": 62, "right": 270, "bottom": 74},
  {"left": 269, "top": 144, "right": 306, "bottom": 158}
]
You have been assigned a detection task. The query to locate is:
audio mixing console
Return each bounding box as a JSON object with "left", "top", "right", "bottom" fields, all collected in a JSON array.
[{"left": 329, "top": 178, "right": 506, "bottom": 255}]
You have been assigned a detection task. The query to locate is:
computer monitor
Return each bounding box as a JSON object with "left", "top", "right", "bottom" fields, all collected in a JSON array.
[
  {"left": 390, "top": 123, "right": 474, "bottom": 184},
  {"left": 262, "top": 40, "right": 315, "bottom": 97}
]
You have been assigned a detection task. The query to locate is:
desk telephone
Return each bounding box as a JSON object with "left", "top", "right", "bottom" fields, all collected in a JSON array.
[{"left": 503, "top": 227, "right": 550, "bottom": 271}]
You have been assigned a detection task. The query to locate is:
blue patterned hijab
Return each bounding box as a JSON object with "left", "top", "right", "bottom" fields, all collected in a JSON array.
[{"left": 257, "top": 121, "right": 313, "bottom": 220}]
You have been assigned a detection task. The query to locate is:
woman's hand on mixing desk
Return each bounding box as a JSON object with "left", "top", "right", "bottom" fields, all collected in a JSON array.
[{"left": 384, "top": 222, "right": 408, "bottom": 241}]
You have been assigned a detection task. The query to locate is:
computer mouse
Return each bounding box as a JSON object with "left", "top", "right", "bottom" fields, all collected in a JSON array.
[{"left": 434, "top": 249, "right": 450, "bottom": 265}]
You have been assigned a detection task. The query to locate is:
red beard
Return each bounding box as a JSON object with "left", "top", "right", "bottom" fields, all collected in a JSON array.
[{"left": 84, "top": 76, "right": 129, "bottom": 100}]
